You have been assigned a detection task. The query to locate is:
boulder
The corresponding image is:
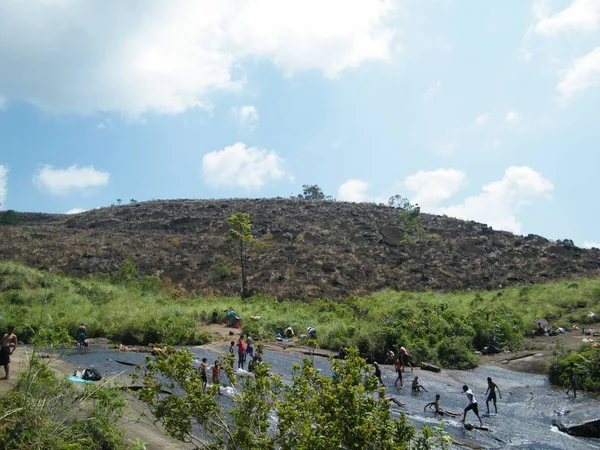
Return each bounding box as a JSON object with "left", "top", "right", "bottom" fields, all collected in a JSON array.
[
  {"left": 553, "top": 405, "right": 600, "bottom": 437},
  {"left": 420, "top": 363, "right": 441, "bottom": 373}
]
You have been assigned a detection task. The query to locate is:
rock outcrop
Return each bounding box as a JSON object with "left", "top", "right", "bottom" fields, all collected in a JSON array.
[
  {"left": 553, "top": 406, "right": 600, "bottom": 437},
  {"left": 1, "top": 198, "right": 599, "bottom": 300}
]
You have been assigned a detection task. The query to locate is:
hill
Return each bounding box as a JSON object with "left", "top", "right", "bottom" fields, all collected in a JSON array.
[{"left": 1, "top": 198, "right": 599, "bottom": 300}]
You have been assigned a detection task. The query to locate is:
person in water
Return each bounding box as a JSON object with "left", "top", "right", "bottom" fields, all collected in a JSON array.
[
  {"left": 412, "top": 376, "right": 428, "bottom": 393},
  {"left": 394, "top": 357, "right": 403, "bottom": 387},
  {"left": 373, "top": 362, "right": 384, "bottom": 385},
  {"left": 398, "top": 345, "right": 413, "bottom": 372},
  {"left": 424, "top": 394, "right": 461, "bottom": 417},
  {"left": 462, "top": 385, "right": 484, "bottom": 427},
  {"left": 77, "top": 323, "right": 88, "bottom": 352},
  {"left": 566, "top": 362, "right": 577, "bottom": 398},
  {"left": 0, "top": 326, "right": 18, "bottom": 380},
  {"left": 237, "top": 337, "right": 246, "bottom": 370},
  {"left": 485, "top": 377, "right": 502, "bottom": 414},
  {"left": 199, "top": 358, "right": 208, "bottom": 392},
  {"left": 211, "top": 360, "right": 221, "bottom": 394}
]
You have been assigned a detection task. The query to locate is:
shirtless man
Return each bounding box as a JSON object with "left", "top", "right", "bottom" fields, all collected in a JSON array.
[
  {"left": 485, "top": 377, "right": 502, "bottom": 414},
  {"left": 412, "top": 376, "right": 428, "bottom": 393},
  {"left": 424, "top": 394, "right": 461, "bottom": 417},
  {"left": 0, "top": 326, "right": 18, "bottom": 380},
  {"left": 398, "top": 345, "right": 413, "bottom": 372}
]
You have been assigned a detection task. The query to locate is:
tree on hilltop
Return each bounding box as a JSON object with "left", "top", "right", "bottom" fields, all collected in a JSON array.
[
  {"left": 301, "top": 184, "right": 332, "bottom": 201},
  {"left": 390, "top": 195, "right": 427, "bottom": 280}
]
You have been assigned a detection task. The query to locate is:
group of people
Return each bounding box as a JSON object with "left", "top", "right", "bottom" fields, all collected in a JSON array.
[
  {"left": 377, "top": 345, "right": 505, "bottom": 428},
  {"left": 228, "top": 335, "right": 257, "bottom": 370},
  {"left": 198, "top": 358, "right": 222, "bottom": 393}
]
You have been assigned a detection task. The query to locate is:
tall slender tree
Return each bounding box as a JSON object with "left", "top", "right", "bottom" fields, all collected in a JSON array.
[{"left": 226, "top": 212, "right": 263, "bottom": 299}]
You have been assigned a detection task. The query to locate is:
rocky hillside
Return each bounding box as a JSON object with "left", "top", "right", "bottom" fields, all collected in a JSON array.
[{"left": 1, "top": 199, "right": 599, "bottom": 300}]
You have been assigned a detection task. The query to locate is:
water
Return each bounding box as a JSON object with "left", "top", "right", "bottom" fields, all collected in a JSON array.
[{"left": 64, "top": 345, "right": 600, "bottom": 449}]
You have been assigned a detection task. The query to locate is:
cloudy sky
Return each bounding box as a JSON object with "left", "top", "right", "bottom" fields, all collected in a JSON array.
[{"left": 0, "top": 0, "right": 599, "bottom": 247}]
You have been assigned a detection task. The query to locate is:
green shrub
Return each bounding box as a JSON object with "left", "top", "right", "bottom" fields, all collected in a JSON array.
[
  {"left": 549, "top": 346, "right": 600, "bottom": 392},
  {"left": 437, "top": 337, "right": 479, "bottom": 369}
]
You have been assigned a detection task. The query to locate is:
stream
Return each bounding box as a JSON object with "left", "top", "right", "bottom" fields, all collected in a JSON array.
[{"left": 64, "top": 345, "right": 600, "bottom": 449}]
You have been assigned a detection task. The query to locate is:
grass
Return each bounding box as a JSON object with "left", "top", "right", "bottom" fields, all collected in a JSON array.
[{"left": 2, "top": 260, "right": 600, "bottom": 369}]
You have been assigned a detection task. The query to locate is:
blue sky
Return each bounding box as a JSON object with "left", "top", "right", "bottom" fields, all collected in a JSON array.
[{"left": 0, "top": 0, "right": 599, "bottom": 247}]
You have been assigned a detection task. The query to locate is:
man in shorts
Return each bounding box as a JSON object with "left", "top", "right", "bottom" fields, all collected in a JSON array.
[
  {"left": 485, "top": 377, "right": 502, "bottom": 414},
  {"left": 395, "top": 357, "right": 403, "bottom": 386},
  {"left": 0, "top": 326, "right": 18, "bottom": 380},
  {"left": 398, "top": 345, "right": 413, "bottom": 372},
  {"left": 424, "top": 394, "right": 461, "bottom": 417},
  {"left": 462, "top": 385, "right": 483, "bottom": 427}
]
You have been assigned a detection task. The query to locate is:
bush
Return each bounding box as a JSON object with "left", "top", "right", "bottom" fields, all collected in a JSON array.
[
  {"left": 437, "top": 337, "right": 479, "bottom": 369},
  {"left": 0, "top": 357, "right": 134, "bottom": 449},
  {"left": 549, "top": 346, "right": 600, "bottom": 392}
]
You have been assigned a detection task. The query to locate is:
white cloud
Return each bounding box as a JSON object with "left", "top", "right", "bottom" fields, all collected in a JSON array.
[
  {"left": 505, "top": 110, "right": 521, "bottom": 123},
  {"left": 66, "top": 208, "right": 87, "bottom": 215},
  {"left": 202, "top": 142, "right": 288, "bottom": 189},
  {"left": 33, "top": 165, "right": 110, "bottom": 195},
  {"left": 438, "top": 166, "right": 553, "bottom": 234},
  {"left": 0, "top": 96, "right": 6, "bottom": 111},
  {"left": 0, "top": 164, "right": 8, "bottom": 208},
  {"left": 231, "top": 105, "right": 259, "bottom": 132},
  {"left": 534, "top": 0, "right": 600, "bottom": 36},
  {"left": 584, "top": 241, "right": 600, "bottom": 249},
  {"left": 557, "top": 47, "right": 600, "bottom": 99},
  {"left": 0, "top": 1, "right": 395, "bottom": 116},
  {"left": 475, "top": 113, "right": 489, "bottom": 125},
  {"left": 338, "top": 179, "right": 369, "bottom": 202},
  {"left": 403, "top": 169, "right": 466, "bottom": 210}
]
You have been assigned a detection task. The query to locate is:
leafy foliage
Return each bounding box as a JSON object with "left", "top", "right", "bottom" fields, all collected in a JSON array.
[
  {"left": 0, "top": 209, "right": 19, "bottom": 225},
  {"left": 300, "top": 184, "right": 331, "bottom": 201},
  {"left": 549, "top": 345, "right": 600, "bottom": 392},
  {"left": 0, "top": 338, "right": 134, "bottom": 449},
  {"left": 226, "top": 213, "right": 264, "bottom": 299},
  {"left": 137, "top": 347, "right": 447, "bottom": 449}
]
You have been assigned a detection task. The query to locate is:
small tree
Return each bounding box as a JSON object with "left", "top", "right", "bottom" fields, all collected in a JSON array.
[
  {"left": 301, "top": 184, "right": 331, "bottom": 201},
  {"left": 393, "top": 196, "right": 427, "bottom": 280},
  {"left": 226, "top": 212, "right": 264, "bottom": 299}
]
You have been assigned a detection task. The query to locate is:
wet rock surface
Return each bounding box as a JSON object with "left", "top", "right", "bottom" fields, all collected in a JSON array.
[
  {"left": 2, "top": 198, "right": 599, "bottom": 299},
  {"left": 553, "top": 405, "right": 600, "bottom": 437}
]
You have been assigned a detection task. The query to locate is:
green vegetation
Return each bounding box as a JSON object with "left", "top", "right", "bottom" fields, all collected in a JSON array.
[
  {"left": 549, "top": 344, "right": 600, "bottom": 392},
  {"left": 300, "top": 184, "right": 332, "bottom": 201},
  {"left": 0, "top": 209, "right": 18, "bottom": 225},
  {"left": 226, "top": 212, "right": 265, "bottom": 299},
  {"left": 138, "top": 347, "right": 450, "bottom": 449},
  {"left": 0, "top": 351, "right": 137, "bottom": 449},
  {"left": 2, "top": 261, "right": 600, "bottom": 370}
]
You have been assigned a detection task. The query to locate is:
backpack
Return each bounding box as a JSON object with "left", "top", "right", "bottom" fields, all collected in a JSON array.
[{"left": 82, "top": 367, "right": 102, "bottom": 381}]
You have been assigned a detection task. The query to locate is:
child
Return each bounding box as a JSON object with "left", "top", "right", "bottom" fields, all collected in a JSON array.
[{"left": 373, "top": 362, "right": 384, "bottom": 385}]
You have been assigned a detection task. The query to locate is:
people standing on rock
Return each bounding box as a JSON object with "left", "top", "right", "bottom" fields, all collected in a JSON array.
[
  {"left": 399, "top": 345, "right": 413, "bottom": 372},
  {"left": 373, "top": 362, "right": 384, "bottom": 385},
  {"left": 411, "top": 376, "right": 428, "bottom": 392},
  {"left": 424, "top": 394, "right": 461, "bottom": 417},
  {"left": 211, "top": 360, "right": 221, "bottom": 394},
  {"left": 462, "top": 385, "right": 484, "bottom": 427},
  {"left": 485, "top": 377, "right": 502, "bottom": 414},
  {"left": 237, "top": 337, "right": 246, "bottom": 370},
  {"left": 199, "top": 358, "right": 208, "bottom": 392},
  {"left": 566, "top": 362, "right": 577, "bottom": 398},
  {"left": 0, "top": 326, "right": 17, "bottom": 380},
  {"left": 395, "top": 357, "right": 403, "bottom": 387}
]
